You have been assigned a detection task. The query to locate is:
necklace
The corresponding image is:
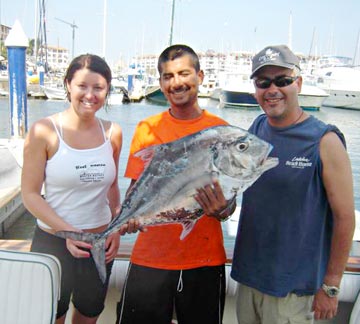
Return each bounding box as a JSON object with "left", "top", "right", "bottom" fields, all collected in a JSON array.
[{"left": 292, "top": 109, "right": 304, "bottom": 125}]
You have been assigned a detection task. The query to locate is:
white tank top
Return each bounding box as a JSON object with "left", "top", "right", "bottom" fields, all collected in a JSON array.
[{"left": 38, "top": 114, "right": 116, "bottom": 230}]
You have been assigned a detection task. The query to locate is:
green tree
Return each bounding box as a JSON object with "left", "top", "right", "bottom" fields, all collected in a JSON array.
[
  {"left": 0, "top": 40, "right": 7, "bottom": 60},
  {"left": 27, "top": 39, "right": 35, "bottom": 56}
]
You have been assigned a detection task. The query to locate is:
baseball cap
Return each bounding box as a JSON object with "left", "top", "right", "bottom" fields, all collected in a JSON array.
[{"left": 250, "top": 45, "right": 300, "bottom": 78}]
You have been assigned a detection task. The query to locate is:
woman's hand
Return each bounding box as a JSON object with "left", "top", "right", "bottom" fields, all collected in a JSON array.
[{"left": 65, "top": 238, "right": 93, "bottom": 258}]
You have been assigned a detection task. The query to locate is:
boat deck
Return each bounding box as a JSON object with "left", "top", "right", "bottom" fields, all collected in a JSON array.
[{"left": 0, "top": 239, "right": 359, "bottom": 323}]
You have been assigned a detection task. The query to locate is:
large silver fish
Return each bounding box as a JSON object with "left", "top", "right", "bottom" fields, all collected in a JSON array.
[{"left": 56, "top": 125, "right": 279, "bottom": 282}]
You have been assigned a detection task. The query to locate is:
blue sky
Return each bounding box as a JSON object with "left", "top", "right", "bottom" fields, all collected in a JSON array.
[{"left": 2, "top": 0, "right": 360, "bottom": 65}]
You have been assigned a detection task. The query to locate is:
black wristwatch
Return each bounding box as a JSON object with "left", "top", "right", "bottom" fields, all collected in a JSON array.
[{"left": 321, "top": 283, "right": 340, "bottom": 297}]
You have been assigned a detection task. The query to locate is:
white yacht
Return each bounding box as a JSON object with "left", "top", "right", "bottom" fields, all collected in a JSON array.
[{"left": 314, "top": 66, "right": 360, "bottom": 110}]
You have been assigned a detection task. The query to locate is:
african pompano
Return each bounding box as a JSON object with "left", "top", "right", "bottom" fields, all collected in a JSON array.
[{"left": 56, "top": 125, "right": 279, "bottom": 282}]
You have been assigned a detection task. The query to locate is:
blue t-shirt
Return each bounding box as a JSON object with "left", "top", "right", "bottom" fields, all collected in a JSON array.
[{"left": 231, "top": 114, "right": 345, "bottom": 297}]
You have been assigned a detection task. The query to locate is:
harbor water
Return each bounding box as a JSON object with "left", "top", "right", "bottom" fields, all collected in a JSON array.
[{"left": 0, "top": 97, "right": 359, "bottom": 244}]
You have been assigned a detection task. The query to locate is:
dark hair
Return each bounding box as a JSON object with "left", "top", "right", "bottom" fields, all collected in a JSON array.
[
  {"left": 157, "top": 44, "right": 200, "bottom": 74},
  {"left": 64, "top": 54, "right": 112, "bottom": 101}
]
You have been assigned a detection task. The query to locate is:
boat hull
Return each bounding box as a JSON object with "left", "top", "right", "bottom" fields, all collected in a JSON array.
[
  {"left": 220, "top": 89, "right": 258, "bottom": 108},
  {"left": 41, "top": 85, "right": 66, "bottom": 100},
  {"left": 144, "top": 85, "right": 168, "bottom": 105},
  {"left": 314, "top": 66, "right": 360, "bottom": 110},
  {"left": 298, "top": 85, "right": 329, "bottom": 111},
  {"left": 322, "top": 89, "right": 360, "bottom": 110}
]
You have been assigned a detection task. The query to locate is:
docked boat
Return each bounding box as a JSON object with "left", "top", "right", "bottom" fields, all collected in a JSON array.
[
  {"left": 314, "top": 66, "right": 360, "bottom": 110},
  {"left": 217, "top": 71, "right": 259, "bottom": 108},
  {"left": 219, "top": 78, "right": 328, "bottom": 110},
  {"left": 41, "top": 84, "right": 66, "bottom": 100},
  {"left": 209, "top": 87, "right": 222, "bottom": 101},
  {"left": 219, "top": 81, "right": 258, "bottom": 108},
  {"left": 298, "top": 84, "right": 329, "bottom": 111},
  {"left": 108, "top": 78, "right": 128, "bottom": 106},
  {"left": 198, "top": 74, "right": 219, "bottom": 98},
  {"left": 107, "top": 91, "right": 124, "bottom": 106},
  {"left": 144, "top": 85, "right": 168, "bottom": 105},
  {"left": 42, "top": 83, "right": 127, "bottom": 105},
  {"left": 0, "top": 89, "right": 8, "bottom": 97}
]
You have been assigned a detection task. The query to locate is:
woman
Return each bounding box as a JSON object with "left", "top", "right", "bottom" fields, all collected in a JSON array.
[{"left": 21, "top": 54, "right": 123, "bottom": 324}]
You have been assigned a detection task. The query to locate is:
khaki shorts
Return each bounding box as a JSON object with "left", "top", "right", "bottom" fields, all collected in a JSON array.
[{"left": 236, "top": 283, "right": 314, "bottom": 324}]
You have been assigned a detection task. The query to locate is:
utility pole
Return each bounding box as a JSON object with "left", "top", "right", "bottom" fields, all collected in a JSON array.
[{"left": 55, "top": 17, "right": 78, "bottom": 59}]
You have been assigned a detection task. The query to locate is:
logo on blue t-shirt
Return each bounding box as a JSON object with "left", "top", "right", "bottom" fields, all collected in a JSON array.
[{"left": 285, "top": 156, "right": 312, "bottom": 169}]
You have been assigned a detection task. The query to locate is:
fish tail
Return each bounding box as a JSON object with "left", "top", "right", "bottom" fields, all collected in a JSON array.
[
  {"left": 90, "top": 238, "right": 107, "bottom": 283},
  {"left": 55, "top": 230, "right": 107, "bottom": 283}
]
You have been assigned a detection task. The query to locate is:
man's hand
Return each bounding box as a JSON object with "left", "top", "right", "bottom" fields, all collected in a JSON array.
[
  {"left": 312, "top": 288, "right": 339, "bottom": 320},
  {"left": 118, "top": 219, "right": 144, "bottom": 235},
  {"left": 194, "top": 180, "right": 236, "bottom": 221}
]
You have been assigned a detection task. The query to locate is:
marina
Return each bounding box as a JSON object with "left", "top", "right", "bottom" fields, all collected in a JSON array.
[
  {"left": 1, "top": 0, "right": 360, "bottom": 322},
  {"left": 1, "top": 96, "right": 360, "bottom": 323},
  {"left": 2, "top": 97, "right": 359, "bottom": 207}
]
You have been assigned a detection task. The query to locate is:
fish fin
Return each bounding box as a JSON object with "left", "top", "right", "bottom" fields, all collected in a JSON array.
[
  {"left": 262, "top": 157, "right": 279, "bottom": 172},
  {"left": 55, "top": 231, "right": 107, "bottom": 283},
  {"left": 91, "top": 239, "right": 107, "bottom": 283},
  {"left": 179, "top": 220, "right": 197, "bottom": 240},
  {"left": 134, "top": 146, "right": 156, "bottom": 169}
]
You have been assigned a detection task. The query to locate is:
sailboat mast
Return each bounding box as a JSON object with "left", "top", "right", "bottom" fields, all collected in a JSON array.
[
  {"left": 308, "top": 27, "right": 316, "bottom": 58},
  {"left": 34, "top": 0, "right": 38, "bottom": 63},
  {"left": 102, "top": 0, "right": 107, "bottom": 58},
  {"left": 288, "top": 11, "right": 292, "bottom": 50},
  {"left": 353, "top": 28, "right": 360, "bottom": 66},
  {"left": 169, "top": 0, "right": 175, "bottom": 46},
  {"left": 38, "top": 0, "right": 48, "bottom": 71}
]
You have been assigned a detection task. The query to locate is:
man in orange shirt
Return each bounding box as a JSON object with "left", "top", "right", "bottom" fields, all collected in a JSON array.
[{"left": 116, "top": 44, "right": 236, "bottom": 324}]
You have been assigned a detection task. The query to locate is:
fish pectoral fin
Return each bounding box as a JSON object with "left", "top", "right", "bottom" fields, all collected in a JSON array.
[
  {"left": 179, "top": 220, "right": 197, "bottom": 240},
  {"left": 91, "top": 239, "right": 107, "bottom": 283},
  {"left": 134, "top": 146, "right": 156, "bottom": 169}
]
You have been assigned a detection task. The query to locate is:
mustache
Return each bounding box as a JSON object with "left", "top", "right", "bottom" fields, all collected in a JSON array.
[
  {"left": 264, "top": 93, "right": 283, "bottom": 100},
  {"left": 170, "top": 86, "right": 189, "bottom": 93}
]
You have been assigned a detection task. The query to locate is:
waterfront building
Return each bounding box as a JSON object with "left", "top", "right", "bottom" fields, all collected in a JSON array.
[
  {"left": 0, "top": 24, "right": 11, "bottom": 46},
  {"left": 38, "top": 45, "right": 69, "bottom": 71}
]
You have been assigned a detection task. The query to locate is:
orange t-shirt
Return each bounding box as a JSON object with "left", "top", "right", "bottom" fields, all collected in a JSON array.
[{"left": 125, "top": 109, "right": 228, "bottom": 270}]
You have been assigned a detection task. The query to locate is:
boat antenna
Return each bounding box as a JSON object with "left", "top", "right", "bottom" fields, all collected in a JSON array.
[
  {"left": 55, "top": 17, "right": 78, "bottom": 59},
  {"left": 169, "top": 0, "right": 175, "bottom": 46}
]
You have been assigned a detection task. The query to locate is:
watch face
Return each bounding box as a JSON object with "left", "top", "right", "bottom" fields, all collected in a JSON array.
[
  {"left": 322, "top": 284, "right": 340, "bottom": 297},
  {"left": 329, "top": 288, "right": 339, "bottom": 297}
]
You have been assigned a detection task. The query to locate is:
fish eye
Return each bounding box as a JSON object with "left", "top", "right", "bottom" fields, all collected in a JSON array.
[{"left": 237, "top": 142, "right": 248, "bottom": 151}]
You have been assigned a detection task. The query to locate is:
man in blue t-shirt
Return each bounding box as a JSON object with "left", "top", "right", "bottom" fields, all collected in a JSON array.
[{"left": 231, "top": 45, "right": 355, "bottom": 323}]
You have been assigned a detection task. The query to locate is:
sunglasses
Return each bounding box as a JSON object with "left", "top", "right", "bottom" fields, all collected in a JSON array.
[{"left": 254, "top": 76, "right": 299, "bottom": 89}]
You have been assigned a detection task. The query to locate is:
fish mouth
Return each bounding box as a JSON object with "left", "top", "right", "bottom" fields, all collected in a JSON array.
[
  {"left": 261, "top": 156, "right": 279, "bottom": 172},
  {"left": 259, "top": 145, "right": 279, "bottom": 171}
]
